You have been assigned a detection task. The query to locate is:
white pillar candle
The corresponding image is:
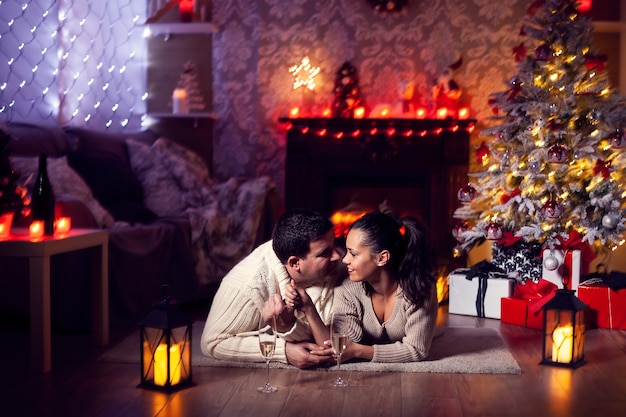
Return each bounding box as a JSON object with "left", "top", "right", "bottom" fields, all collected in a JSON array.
[{"left": 172, "top": 88, "right": 189, "bottom": 114}]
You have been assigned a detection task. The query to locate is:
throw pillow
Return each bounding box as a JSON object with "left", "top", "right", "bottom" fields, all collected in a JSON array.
[
  {"left": 65, "top": 128, "right": 155, "bottom": 223},
  {"left": 153, "top": 137, "right": 213, "bottom": 208},
  {"left": 126, "top": 139, "right": 186, "bottom": 217},
  {"left": 10, "top": 156, "right": 115, "bottom": 228}
]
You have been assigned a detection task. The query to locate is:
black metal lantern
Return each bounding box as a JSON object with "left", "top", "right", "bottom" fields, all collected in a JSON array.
[
  {"left": 138, "top": 286, "right": 193, "bottom": 391},
  {"left": 540, "top": 289, "right": 587, "bottom": 368}
]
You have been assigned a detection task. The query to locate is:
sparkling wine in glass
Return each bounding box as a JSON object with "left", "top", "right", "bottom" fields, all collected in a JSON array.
[
  {"left": 330, "top": 312, "right": 349, "bottom": 387},
  {"left": 258, "top": 314, "right": 278, "bottom": 393}
]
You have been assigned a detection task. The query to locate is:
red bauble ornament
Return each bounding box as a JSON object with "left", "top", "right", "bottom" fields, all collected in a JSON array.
[
  {"left": 457, "top": 184, "right": 477, "bottom": 204},
  {"left": 547, "top": 144, "right": 568, "bottom": 164},
  {"left": 534, "top": 44, "right": 552, "bottom": 62},
  {"left": 485, "top": 222, "right": 504, "bottom": 240},
  {"left": 452, "top": 222, "right": 469, "bottom": 242},
  {"left": 475, "top": 141, "right": 490, "bottom": 165},
  {"left": 609, "top": 130, "right": 625, "bottom": 148},
  {"left": 542, "top": 199, "right": 563, "bottom": 221}
]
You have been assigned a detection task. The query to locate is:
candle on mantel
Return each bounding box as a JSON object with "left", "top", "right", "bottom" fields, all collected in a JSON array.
[
  {"left": 55, "top": 217, "right": 71, "bottom": 234},
  {"left": 29, "top": 221, "right": 44, "bottom": 239},
  {"left": 458, "top": 107, "right": 470, "bottom": 120},
  {"left": 172, "top": 88, "right": 189, "bottom": 114},
  {"left": 179, "top": 0, "right": 194, "bottom": 22},
  {"left": 289, "top": 107, "right": 300, "bottom": 118},
  {"left": 415, "top": 108, "right": 426, "bottom": 119},
  {"left": 154, "top": 343, "right": 182, "bottom": 386},
  {"left": 436, "top": 108, "right": 448, "bottom": 119},
  {"left": 354, "top": 106, "right": 365, "bottom": 119},
  {"left": 552, "top": 325, "right": 574, "bottom": 363}
]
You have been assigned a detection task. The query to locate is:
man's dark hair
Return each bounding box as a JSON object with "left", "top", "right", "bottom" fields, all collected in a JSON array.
[{"left": 272, "top": 209, "right": 333, "bottom": 263}]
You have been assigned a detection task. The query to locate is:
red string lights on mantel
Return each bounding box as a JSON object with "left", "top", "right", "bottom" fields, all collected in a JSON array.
[{"left": 278, "top": 117, "right": 476, "bottom": 140}]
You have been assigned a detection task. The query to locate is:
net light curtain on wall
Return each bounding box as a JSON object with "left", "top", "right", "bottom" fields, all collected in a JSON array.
[{"left": 0, "top": 0, "right": 147, "bottom": 130}]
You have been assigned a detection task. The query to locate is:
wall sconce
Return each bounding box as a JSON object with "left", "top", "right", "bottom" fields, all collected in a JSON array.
[
  {"left": 541, "top": 289, "right": 587, "bottom": 368},
  {"left": 138, "top": 286, "right": 193, "bottom": 392}
]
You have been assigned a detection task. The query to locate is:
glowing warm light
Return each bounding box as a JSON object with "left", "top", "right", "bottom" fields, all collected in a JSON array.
[
  {"left": 289, "top": 56, "right": 321, "bottom": 91},
  {"left": 577, "top": 0, "right": 592, "bottom": 13},
  {"left": 354, "top": 106, "right": 365, "bottom": 119},
  {"left": 552, "top": 325, "right": 574, "bottom": 363},
  {"left": 380, "top": 107, "right": 390, "bottom": 118},
  {"left": 29, "top": 221, "right": 44, "bottom": 239},
  {"left": 0, "top": 213, "right": 13, "bottom": 238},
  {"left": 458, "top": 107, "right": 469, "bottom": 119},
  {"left": 289, "top": 107, "right": 300, "bottom": 118},
  {"left": 322, "top": 108, "right": 332, "bottom": 117},
  {"left": 436, "top": 108, "right": 448, "bottom": 119},
  {"left": 416, "top": 108, "right": 426, "bottom": 119},
  {"left": 55, "top": 217, "right": 71, "bottom": 234},
  {"left": 331, "top": 210, "right": 367, "bottom": 238},
  {"left": 154, "top": 343, "right": 182, "bottom": 386},
  {"left": 179, "top": 0, "right": 194, "bottom": 22}
]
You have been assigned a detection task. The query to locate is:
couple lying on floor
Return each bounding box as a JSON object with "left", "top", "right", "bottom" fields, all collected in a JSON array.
[{"left": 200, "top": 208, "right": 438, "bottom": 368}]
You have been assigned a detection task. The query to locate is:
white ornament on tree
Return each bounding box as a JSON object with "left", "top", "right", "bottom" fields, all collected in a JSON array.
[
  {"left": 602, "top": 213, "right": 618, "bottom": 229},
  {"left": 543, "top": 254, "right": 559, "bottom": 271}
]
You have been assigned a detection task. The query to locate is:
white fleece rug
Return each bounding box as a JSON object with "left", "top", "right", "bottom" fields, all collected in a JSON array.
[{"left": 99, "top": 322, "right": 521, "bottom": 374}]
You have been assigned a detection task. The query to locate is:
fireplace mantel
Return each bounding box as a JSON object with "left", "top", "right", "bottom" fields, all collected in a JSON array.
[{"left": 282, "top": 117, "right": 474, "bottom": 265}]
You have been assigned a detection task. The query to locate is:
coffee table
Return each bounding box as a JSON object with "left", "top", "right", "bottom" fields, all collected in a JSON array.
[{"left": 0, "top": 228, "right": 109, "bottom": 373}]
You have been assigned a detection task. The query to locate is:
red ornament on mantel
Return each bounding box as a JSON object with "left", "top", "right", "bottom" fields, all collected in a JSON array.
[{"left": 577, "top": 0, "right": 592, "bottom": 14}]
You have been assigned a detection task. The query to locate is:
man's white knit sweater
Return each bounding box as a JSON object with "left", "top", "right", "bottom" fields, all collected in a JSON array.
[{"left": 200, "top": 240, "right": 335, "bottom": 364}]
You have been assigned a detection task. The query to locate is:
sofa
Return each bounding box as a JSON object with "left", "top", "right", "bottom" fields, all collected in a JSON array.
[{"left": 0, "top": 122, "right": 281, "bottom": 331}]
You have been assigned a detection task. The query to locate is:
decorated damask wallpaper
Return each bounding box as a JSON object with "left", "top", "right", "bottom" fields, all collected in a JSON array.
[{"left": 211, "top": 0, "right": 528, "bottom": 199}]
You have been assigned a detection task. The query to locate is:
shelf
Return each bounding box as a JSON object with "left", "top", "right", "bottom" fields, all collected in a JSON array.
[
  {"left": 143, "top": 22, "right": 218, "bottom": 37},
  {"left": 146, "top": 112, "right": 217, "bottom": 120}
]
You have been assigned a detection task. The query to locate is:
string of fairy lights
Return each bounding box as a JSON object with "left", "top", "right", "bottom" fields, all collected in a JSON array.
[{"left": 0, "top": 0, "right": 147, "bottom": 130}]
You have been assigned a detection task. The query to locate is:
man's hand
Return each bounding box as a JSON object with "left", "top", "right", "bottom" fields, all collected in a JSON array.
[
  {"left": 262, "top": 293, "right": 295, "bottom": 333},
  {"left": 285, "top": 341, "right": 334, "bottom": 369}
]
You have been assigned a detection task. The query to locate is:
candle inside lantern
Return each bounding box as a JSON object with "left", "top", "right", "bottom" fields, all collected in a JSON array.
[
  {"left": 552, "top": 325, "right": 574, "bottom": 363},
  {"left": 179, "top": 0, "right": 194, "bottom": 22},
  {"left": 436, "top": 108, "right": 448, "bottom": 119},
  {"left": 55, "top": 217, "right": 71, "bottom": 234},
  {"left": 172, "top": 88, "right": 189, "bottom": 114},
  {"left": 154, "top": 343, "right": 182, "bottom": 386},
  {"left": 29, "top": 221, "right": 44, "bottom": 239},
  {"left": 289, "top": 107, "right": 300, "bottom": 118},
  {"left": 415, "top": 108, "right": 426, "bottom": 119},
  {"left": 354, "top": 106, "right": 365, "bottom": 119},
  {"left": 458, "top": 107, "right": 470, "bottom": 119},
  {"left": 321, "top": 108, "right": 332, "bottom": 118}
]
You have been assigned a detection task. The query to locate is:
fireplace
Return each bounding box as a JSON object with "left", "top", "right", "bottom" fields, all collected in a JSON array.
[{"left": 282, "top": 117, "right": 474, "bottom": 266}]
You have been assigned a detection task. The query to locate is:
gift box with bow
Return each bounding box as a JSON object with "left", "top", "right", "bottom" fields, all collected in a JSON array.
[
  {"left": 501, "top": 279, "right": 558, "bottom": 329},
  {"left": 448, "top": 262, "right": 516, "bottom": 319},
  {"left": 578, "top": 277, "right": 626, "bottom": 330},
  {"left": 492, "top": 233, "right": 542, "bottom": 281},
  {"left": 542, "top": 231, "right": 596, "bottom": 295}
]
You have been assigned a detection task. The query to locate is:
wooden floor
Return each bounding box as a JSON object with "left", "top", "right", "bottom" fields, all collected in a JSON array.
[{"left": 1, "top": 304, "right": 625, "bottom": 417}]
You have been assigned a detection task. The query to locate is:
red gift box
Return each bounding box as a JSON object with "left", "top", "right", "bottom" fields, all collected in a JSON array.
[
  {"left": 501, "top": 279, "right": 557, "bottom": 330},
  {"left": 578, "top": 283, "right": 626, "bottom": 330}
]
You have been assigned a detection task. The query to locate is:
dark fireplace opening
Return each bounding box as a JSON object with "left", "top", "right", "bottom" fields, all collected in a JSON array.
[{"left": 330, "top": 175, "right": 429, "bottom": 238}]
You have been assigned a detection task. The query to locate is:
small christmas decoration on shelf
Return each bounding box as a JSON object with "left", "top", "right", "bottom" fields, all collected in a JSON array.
[
  {"left": 332, "top": 62, "right": 365, "bottom": 118},
  {"left": 172, "top": 61, "right": 206, "bottom": 113},
  {"left": 288, "top": 56, "right": 321, "bottom": 116},
  {"left": 452, "top": 0, "right": 626, "bottom": 261}
]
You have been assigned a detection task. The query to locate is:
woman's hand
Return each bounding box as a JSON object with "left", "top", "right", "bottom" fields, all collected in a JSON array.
[{"left": 262, "top": 293, "right": 295, "bottom": 333}]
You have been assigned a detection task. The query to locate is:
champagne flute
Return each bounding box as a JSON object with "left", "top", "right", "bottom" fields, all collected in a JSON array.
[
  {"left": 330, "top": 312, "right": 349, "bottom": 387},
  {"left": 257, "top": 314, "right": 278, "bottom": 393}
]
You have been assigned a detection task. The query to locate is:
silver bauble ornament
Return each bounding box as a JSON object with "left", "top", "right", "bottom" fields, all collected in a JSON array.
[
  {"left": 543, "top": 254, "right": 559, "bottom": 271},
  {"left": 602, "top": 213, "right": 618, "bottom": 229}
]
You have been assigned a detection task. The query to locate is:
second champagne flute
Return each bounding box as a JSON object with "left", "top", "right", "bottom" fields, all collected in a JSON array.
[
  {"left": 330, "top": 312, "right": 349, "bottom": 387},
  {"left": 257, "top": 314, "right": 278, "bottom": 393}
]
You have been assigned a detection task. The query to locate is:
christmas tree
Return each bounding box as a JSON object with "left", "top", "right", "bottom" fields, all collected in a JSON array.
[
  {"left": 332, "top": 62, "right": 365, "bottom": 118},
  {"left": 453, "top": 0, "right": 626, "bottom": 257},
  {"left": 0, "top": 126, "right": 25, "bottom": 215}
]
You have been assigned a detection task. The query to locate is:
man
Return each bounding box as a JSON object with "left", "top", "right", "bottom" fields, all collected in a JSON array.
[{"left": 200, "top": 208, "right": 345, "bottom": 368}]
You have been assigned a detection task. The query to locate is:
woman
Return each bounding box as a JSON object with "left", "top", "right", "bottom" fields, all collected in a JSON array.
[{"left": 289, "top": 211, "right": 438, "bottom": 363}]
